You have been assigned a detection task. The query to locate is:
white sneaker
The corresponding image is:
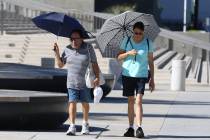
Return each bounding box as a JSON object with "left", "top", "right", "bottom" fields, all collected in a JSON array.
[
  {"left": 66, "top": 125, "right": 76, "bottom": 136},
  {"left": 81, "top": 123, "right": 90, "bottom": 135}
]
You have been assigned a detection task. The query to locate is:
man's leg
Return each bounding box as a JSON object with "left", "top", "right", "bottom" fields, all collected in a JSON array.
[
  {"left": 135, "top": 93, "right": 144, "bottom": 138},
  {"left": 69, "top": 102, "right": 77, "bottom": 124},
  {"left": 66, "top": 88, "right": 78, "bottom": 136},
  {"left": 81, "top": 102, "right": 89, "bottom": 123},
  {"left": 80, "top": 88, "right": 91, "bottom": 135},
  {"left": 135, "top": 94, "right": 143, "bottom": 127},
  {"left": 124, "top": 96, "right": 135, "bottom": 137},
  {"left": 66, "top": 102, "right": 77, "bottom": 135},
  {"left": 128, "top": 96, "right": 135, "bottom": 126}
]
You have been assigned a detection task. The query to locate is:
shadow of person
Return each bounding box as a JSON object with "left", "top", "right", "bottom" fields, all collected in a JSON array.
[{"left": 147, "top": 135, "right": 210, "bottom": 139}]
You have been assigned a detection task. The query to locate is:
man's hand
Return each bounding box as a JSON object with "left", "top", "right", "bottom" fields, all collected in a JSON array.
[
  {"left": 53, "top": 43, "right": 60, "bottom": 54},
  {"left": 127, "top": 49, "right": 137, "bottom": 56},
  {"left": 149, "top": 79, "right": 155, "bottom": 92},
  {"left": 93, "top": 77, "right": 100, "bottom": 88}
]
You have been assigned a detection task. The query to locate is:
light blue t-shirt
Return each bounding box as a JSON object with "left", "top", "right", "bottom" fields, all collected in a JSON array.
[{"left": 120, "top": 36, "right": 154, "bottom": 78}]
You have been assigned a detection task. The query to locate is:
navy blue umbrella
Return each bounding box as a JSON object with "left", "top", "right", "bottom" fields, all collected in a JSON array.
[{"left": 32, "top": 12, "right": 89, "bottom": 38}]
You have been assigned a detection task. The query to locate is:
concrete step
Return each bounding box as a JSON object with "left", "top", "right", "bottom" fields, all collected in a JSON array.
[
  {"left": 154, "top": 50, "right": 177, "bottom": 69},
  {"left": 163, "top": 53, "right": 185, "bottom": 70},
  {"left": 153, "top": 48, "right": 168, "bottom": 60},
  {"left": 183, "top": 56, "right": 192, "bottom": 77},
  {"left": 188, "top": 58, "right": 202, "bottom": 81}
]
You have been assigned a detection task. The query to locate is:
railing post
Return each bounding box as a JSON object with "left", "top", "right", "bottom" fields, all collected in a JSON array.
[
  {"left": 168, "top": 38, "right": 174, "bottom": 50},
  {"left": 202, "top": 49, "right": 207, "bottom": 61},
  {"left": 191, "top": 46, "right": 200, "bottom": 72}
]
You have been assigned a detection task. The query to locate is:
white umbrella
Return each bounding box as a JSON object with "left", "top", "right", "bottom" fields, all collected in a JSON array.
[{"left": 96, "top": 11, "right": 160, "bottom": 58}]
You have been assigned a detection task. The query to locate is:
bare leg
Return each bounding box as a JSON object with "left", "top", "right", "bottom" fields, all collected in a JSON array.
[
  {"left": 128, "top": 96, "right": 135, "bottom": 126},
  {"left": 135, "top": 94, "right": 143, "bottom": 127},
  {"left": 69, "top": 102, "right": 77, "bottom": 124},
  {"left": 82, "top": 102, "right": 89, "bottom": 122}
]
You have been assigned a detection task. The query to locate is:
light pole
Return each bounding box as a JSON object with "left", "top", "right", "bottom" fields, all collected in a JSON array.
[
  {"left": 205, "top": 17, "right": 210, "bottom": 63},
  {"left": 206, "top": 17, "right": 210, "bottom": 42},
  {"left": 183, "top": 0, "right": 187, "bottom": 32},
  {"left": 0, "top": 0, "right": 4, "bottom": 35}
]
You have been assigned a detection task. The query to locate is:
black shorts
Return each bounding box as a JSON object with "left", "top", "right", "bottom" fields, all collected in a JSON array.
[{"left": 122, "top": 75, "right": 147, "bottom": 97}]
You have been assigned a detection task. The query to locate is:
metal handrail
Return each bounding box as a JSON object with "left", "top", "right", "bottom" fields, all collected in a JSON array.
[{"left": 160, "top": 29, "right": 210, "bottom": 51}]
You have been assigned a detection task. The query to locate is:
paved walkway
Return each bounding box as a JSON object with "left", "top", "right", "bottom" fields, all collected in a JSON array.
[{"left": 0, "top": 84, "right": 210, "bottom": 140}]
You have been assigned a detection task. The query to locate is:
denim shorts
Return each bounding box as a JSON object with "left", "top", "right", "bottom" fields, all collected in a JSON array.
[
  {"left": 67, "top": 88, "right": 91, "bottom": 103},
  {"left": 122, "top": 75, "right": 147, "bottom": 97}
]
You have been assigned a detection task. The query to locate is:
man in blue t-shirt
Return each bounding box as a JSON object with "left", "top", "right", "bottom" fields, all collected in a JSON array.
[{"left": 117, "top": 21, "right": 155, "bottom": 138}]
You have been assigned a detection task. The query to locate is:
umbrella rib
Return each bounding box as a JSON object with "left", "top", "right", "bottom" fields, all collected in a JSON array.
[
  {"left": 123, "top": 12, "right": 128, "bottom": 27},
  {"left": 106, "top": 29, "right": 122, "bottom": 47},
  {"left": 101, "top": 27, "right": 122, "bottom": 35},
  {"left": 125, "top": 30, "right": 130, "bottom": 38},
  {"left": 127, "top": 28, "right": 133, "bottom": 34}
]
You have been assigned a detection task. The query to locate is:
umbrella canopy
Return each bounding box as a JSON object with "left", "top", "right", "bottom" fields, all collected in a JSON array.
[
  {"left": 32, "top": 12, "right": 89, "bottom": 38},
  {"left": 96, "top": 11, "right": 160, "bottom": 58}
]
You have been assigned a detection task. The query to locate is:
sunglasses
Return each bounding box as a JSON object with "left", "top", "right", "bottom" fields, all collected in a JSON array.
[
  {"left": 134, "top": 32, "right": 143, "bottom": 35},
  {"left": 70, "top": 37, "right": 81, "bottom": 41}
]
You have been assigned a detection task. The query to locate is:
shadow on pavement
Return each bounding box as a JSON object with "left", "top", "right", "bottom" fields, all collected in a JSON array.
[
  {"left": 101, "top": 97, "right": 210, "bottom": 106},
  {"left": 99, "top": 135, "right": 124, "bottom": 138},
  {"left": 143, "top": 99, "right": 210, "bottom": 106},
  {"left": 145, "top": 114, "right": 210, "bottom": 119},
  {"left": 79, "top": 112, "right": 127, "bottom": 118},
  {"left": 0, "top": 124, "right": 109, "bottom": 133},
  {"left": 101, "top": 97, "right": 127, "bottom": 104},
  {"left": 79, "top": 112, "right": 210, "bottom": 120},
  {"left": 147, "top": 135, "right": 210, "bottom": 139}
]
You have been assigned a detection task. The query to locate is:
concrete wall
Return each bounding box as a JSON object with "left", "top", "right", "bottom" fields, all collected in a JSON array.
[
  {"left": 183, "top": 32, "right": 210, "bottom": 42},
  {"left": 33, "top": 0, "right": 94, "bottom": 12}
]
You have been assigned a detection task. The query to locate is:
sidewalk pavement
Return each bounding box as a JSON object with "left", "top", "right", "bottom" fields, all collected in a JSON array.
[{"left": 0, "top": 84, "right": 210, "bottom": 140}]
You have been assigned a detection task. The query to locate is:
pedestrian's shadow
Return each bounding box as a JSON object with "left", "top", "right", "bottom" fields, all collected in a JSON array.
[
  {"left": 73, "top": 124, "right": 109, "bottom": 133},
  {"left": 97, "top": 134, "right": 210, "bottom": 139},
  {"left": 101, "top": 97, "right": 127, "bottom": 104},
  {"left": 0, "top": 124, "right": 109, "bottom": 133},
  {"left": 36, "top": 124, "right": 110, "bottom": 133},
  {"left": 146, "top": 135, "right": 210, "bottom": 139},
  {"left": 98, "top": 135, "right": 126, "bottom": 138}
]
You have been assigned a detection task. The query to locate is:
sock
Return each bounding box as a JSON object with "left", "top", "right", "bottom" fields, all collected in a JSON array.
[
  {"left": 70, "top": 123, "right": 75, "bottom": 128},
  {"left": 83, "top": 120, "right": 88, "bottom": 125},
  {"left": 129, "top": 125, "right": 134, "bottom": 129},
  {"left": 137, "top": 124, "right": 142, "bottom": 128}
]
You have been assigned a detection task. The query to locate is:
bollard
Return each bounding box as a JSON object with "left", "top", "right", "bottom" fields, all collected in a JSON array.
[{"left": 171, "top": 60, "right": 186, "bottom": 91}]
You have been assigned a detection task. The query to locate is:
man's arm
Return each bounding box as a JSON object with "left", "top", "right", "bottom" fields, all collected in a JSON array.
[
  {"left": 148, "top": 52, "right": 155, "bottom": 92},
  {"left": 117, "top": 49, "right": 137, "bottom": 61},
  {"left": 92, "top": 62, "right": 100, "bottom": 87},
  {"left": 53, "top": 43, "right": 65, "bottom": 68}
]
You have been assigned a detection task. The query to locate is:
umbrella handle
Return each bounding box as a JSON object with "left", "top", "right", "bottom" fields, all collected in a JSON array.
[{"left": 86, "top": 31, "right": 94, "bottom": 38}]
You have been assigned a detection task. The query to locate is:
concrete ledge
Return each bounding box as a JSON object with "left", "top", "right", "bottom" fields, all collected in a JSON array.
[{"left": 0, "top": 90, "right": 68, "bottom": 129}]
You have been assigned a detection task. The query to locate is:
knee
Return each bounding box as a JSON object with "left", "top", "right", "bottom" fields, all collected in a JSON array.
[
  {"left": 135, "top": 98, "right": 142, "bottom": 105},
  {"left": 128, "top": 97, "right": 135, "bottom": 105},
  {"left": 82, "top": 103, "right": 89, "bottom": 109}
]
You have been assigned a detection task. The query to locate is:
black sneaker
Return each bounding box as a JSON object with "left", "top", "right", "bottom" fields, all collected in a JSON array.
[
  {"left": 136, "top": 127, "right": 144, "bottom": 138},
  {"left": 123, "top": 127, "right": 134, "bottom": 137}
]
